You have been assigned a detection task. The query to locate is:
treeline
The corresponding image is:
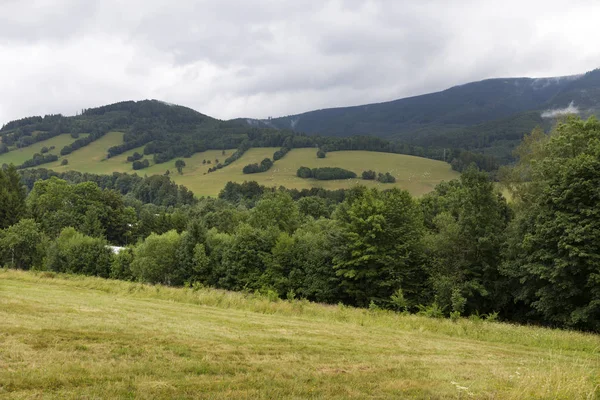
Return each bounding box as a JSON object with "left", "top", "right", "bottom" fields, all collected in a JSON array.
[
  {"left": 18, "top": 153, "right": 58, "bottom": 169},
  {"left": 60, "top": 126, "right": 109, "bottom": 156},
  {"left": 18, "top": 168, "right": 196, "bottom": 207},
  {"left": 2, "top": 117, "right": 600, "bottom": 332},
  {"left": 297, "top": 167, "right": 357, "bottom": 180}
]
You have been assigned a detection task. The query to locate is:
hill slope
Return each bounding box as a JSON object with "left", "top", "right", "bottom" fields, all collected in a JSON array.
[
  {"left": 1, "top": 269, "right": 598, "bottom": 399},
  {"left": 265, "top": 69, "right": 600, "bottom": 160},
  {"left": 10, "top": 133, "right": 457, "bottom": 197}
]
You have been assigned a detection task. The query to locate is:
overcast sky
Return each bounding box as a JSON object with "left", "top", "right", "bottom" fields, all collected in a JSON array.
[{"left": 1, "top": 0, "right": 599, "bottom": 123}]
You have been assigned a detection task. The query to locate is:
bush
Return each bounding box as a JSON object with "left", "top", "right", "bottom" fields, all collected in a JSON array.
[
  {"left": 132, "top": 159, "right": 150, "bottom": 170},
  {"left": 0, "top": 219, "right": 47, "bottom": 270},
  {"left": 296, "top": 166, "right": 313, "bottom": 179},
  {"left": 40, "top": 146, "right": 49, "bottom": 154},
  {"left": 377, "top": 172, "right": 396, "bottom": 183},
  {"left": 243, "top": 158, "right": 273, "bottom": 174},
  {"left": 45, "top": 227, "right": 112, "bottom": 277},
  {"left": 127, "top": 152, "right": 143, "bottom": 163},
  {"left": 362, "top": 170, "right": 376, "bottom": 180},
  {"left": 317, "top": 149, "right": 326, "bottom": 158},
  {"left": 110, "top": 247, "right": 134, "bottom": 280},
  {"left": 61, "top": 159, "right": 69, "bottom": 166},
  {"left": 130, "top": 230, "right": 183, "bottom": 285}
]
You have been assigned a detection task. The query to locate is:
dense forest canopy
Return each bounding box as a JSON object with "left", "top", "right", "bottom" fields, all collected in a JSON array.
[
  {"left": 2, "top": 116, "right": 599, "bottom": 331},
  {"left": 266, "top": 69, "right": 600, "bottom": 162}
]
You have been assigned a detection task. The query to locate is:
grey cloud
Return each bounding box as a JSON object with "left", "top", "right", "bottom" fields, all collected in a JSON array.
[{"left": 1, "top": 0, "right": 600, "bottom": 123}]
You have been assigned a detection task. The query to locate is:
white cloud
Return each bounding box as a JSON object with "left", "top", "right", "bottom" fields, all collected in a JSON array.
[
  {"left": 1, "top": 0, "right": 600, "bottom": 123},
  {"left": 541, "top": 101, "right": 580, "bottom": 118}
]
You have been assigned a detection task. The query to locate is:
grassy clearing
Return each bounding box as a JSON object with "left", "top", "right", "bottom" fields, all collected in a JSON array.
[
  {"left": 45, "top": 131, "right": 127, "bottom": 174},
  {"left": 0, "top": 269, "right": 598, "bottom": 399},
  {"left": 152, "top": 148, "right": 460, "bottom": 197},
  {"left": 27, "top": 132, "right": 459, "bottom": 196},
  {"left": 0, "top": 134, "right": 87, "bottom": 166}
]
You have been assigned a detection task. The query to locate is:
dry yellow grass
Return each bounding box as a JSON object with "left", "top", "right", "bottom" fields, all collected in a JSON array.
[{"left": 0, "top": 269, "right": 598, "bottom": 399}]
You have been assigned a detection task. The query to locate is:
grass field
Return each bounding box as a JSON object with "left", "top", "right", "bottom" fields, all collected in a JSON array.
[
  {"left": 0, "top": 134, "right": 87, "bottom": 167},
  {"left": 4, "top": 131, "right": 460, "bottom": 196},
  {"left": 0, "top": 270, "right": 598, "bottom": 399},
  {"left": 45, "top": 131, "right": 129, "bottom": 175}
]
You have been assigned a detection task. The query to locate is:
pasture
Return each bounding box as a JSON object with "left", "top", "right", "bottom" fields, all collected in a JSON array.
[
  {"left": 0, "top": 269, "right": 598, "bottom": 399},
  {"left": 22, "top": 130, "right": 459, "bottom": 196}
]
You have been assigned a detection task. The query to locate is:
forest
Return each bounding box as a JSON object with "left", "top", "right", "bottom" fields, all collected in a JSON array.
[{"left": 1, "top": 116, "right": 599, "bottom": 331}]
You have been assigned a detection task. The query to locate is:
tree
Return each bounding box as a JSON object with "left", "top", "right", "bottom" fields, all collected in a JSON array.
[
  {"left": 270, "top": 219, "right": 342, "bottom": 302},
  {"left": 502, "top": 117, "right": 600, "bottom": 330},
  {"left": 130, "top": 230, "right": 182, "bottom": 285},
  {"left": 45, "top": 227, "right": 112, "bottom": 277},
  {"left": 61, "top": 159, "right": 69, "bottom": 166},
  {"left": 27, "top": 178, "right": 134, "bottom": 243},
  {"left": 0, "top": 164, "right": 27, "bottom": 229},
  {"left": 249, "top": 190, "right": 300, "bottom": 233},
  {"left": 362, "top": 170, "right": 376, "bottom": 180},
  {"left": 219, "top": 223, "right": 279, "bottom": 291},
  {"left": 175, "top": 159, "right": 186, "bottom": 174},
  {"left": 317, "top": 149, "right": 326, "bottom": 158},
  {"left": 0, "top": 219, "right": 46, "bottom": 269},
  {"left": 377, "top": 172, "right": 396, "bottom": 183},
  {"left": 421, "top": 166, "right": 510, "bottom": 316},
  {"left": 332, "top": 187, "right": 426, "bottom": 307}
]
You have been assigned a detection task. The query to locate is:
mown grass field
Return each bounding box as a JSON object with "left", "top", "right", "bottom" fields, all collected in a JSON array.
[
  {"left": 0, "top": 269, "right": 598, "bottom": 399},
  {"left": 6, "top": 131, "right": 459, "bottom": 196},
  {"left": 0, "top": 134, "right": 88, "bottom": 166}
]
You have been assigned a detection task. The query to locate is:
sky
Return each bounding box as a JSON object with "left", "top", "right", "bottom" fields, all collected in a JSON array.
[{"left": 1, "top": 0, "right": 600, "bottom": 123}]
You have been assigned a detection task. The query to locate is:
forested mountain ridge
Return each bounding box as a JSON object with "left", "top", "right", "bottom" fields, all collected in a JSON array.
[
  {"left": 0, "top": 100, "right": 285, "bottom": 164},
  {"left": 3, "top": 68, "right": 600, "bottom": 170},
  {"left": 263, "top": 68, "right": 600, "bottom": 160}
]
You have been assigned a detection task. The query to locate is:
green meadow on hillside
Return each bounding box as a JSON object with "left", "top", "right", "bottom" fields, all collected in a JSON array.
[
  {"left": 6, "top": 130, "right": 459, "bottom": 196},
  {"left": 0, "top": 133, "right": 88, "bottom": 167},
  {"left": 0, "top": 269, "right": 598, "bottom": 399}
]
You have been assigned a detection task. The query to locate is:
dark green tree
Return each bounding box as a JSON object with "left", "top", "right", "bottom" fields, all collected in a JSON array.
[
  {"left": 502, "top": 116, "right": 600, "bottom": 330},
  {"left": 332, "top": 187, "right": 426, "bottom": 307},
  {"left": 175, "top": 159, "right": 186, "bottom": 174}
]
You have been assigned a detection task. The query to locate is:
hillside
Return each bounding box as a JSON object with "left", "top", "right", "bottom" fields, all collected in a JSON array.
[
  {"left": 0, "top": 131, "right": 458, "bottom": 197},
  {"left": 265, "top": 69, "right": 600, "bottom": 161},
  {"left": 1, "top": 269, "right": 598, "bottom": 399}
]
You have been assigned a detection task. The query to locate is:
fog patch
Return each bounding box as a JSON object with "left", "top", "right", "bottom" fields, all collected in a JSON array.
[{"left": 541, "top": 101, "right": 579, "bottom": 118}]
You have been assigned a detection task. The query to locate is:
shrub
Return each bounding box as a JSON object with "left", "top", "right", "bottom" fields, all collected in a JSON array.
[
  {"left": 132, "top": 159, "right": 150, "bottom": 170},
  {"left": 45, "top": 227, "right": 112, "bottom": 277},
  {"left": 130, "top": 230, "right": 183, "bottom": 285},
  {"left": 110, "top": 247, "right": 134, "bottom": 280},
  {"left": 126, "top": 152, "right": 143, "bottom": 163},
  {"left": 362, "top": 170, "right": 377, "bottom": 180},
  {"left": 243, "top": 158, "right": 273, "bottom": 174},
  {"left": 377, "top": 172, "right": 396, "bottom": 183}
]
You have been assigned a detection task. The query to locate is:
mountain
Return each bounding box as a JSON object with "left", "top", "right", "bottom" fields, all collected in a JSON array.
[{"left": 264, "top": 69, "right": 600, "bottom": 161}]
